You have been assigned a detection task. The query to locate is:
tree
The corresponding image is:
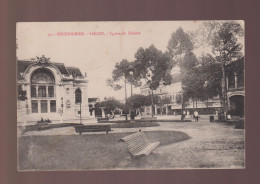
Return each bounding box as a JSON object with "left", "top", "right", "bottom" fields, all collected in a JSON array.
[
  {"left": 107, "top": 59, "right": 141, "bottom": 120},
  {"left": 17, "top": 84, "right": 27, "bottom": 101},
  {"left": 95, "top": 97, "right": 124, "bottom": 116},
  {"left": 198, "top": 21, "right": 244, "bottom": 118},
  {"left": 181, "top": 54, "right": 222, "bottom": 112},
  {"left": 134, "top": 45, "right": 173, "bottom": 116},
  {"left": 167, "top": 27, "right": 194, "bottom": 119}
]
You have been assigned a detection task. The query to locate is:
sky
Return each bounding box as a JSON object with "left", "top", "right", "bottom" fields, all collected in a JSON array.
[{"left": 16, "top": 21, "right": 243, "bottom": 100}]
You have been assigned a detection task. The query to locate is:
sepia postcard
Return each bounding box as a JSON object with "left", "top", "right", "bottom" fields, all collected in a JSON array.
[{"left": 17, "top": 21, "right": 245, "bottom": 171}]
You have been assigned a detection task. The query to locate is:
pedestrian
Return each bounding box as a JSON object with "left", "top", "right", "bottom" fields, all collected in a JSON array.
[
  {"left": 186, "top": 110, "right": 190, "bottom": 118},
  {"left": 194, "top": 111, "right": 199, "bottom": 122},
  {"left": 182, "top": 110, "right": 186, "bottom": 119}
]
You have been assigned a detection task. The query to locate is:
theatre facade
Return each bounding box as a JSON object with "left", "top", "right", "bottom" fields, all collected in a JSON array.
[{"left": 17, "top": 55, "right": 90, "bottom": 123}]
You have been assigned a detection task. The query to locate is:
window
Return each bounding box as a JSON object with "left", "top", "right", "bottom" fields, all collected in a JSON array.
[
  {"left": 237, "top": 72, "right": 244, "bottom": 88},
  {"left": 38, "top": 86, "right": 46, "bottom": 97},
  {"left": 50, "top": 100, "right": 56, "bottom": 112},
  {"left": 171, "top": 95, "right": 174, "bottom": 101},
  {"left": 228, "top": 73, "right": 235, "bottom": 89},
  {"left": 31, "top": 85, "right": 36, "bottom": 97},
  {"left": 31, "top": 100, "right": 38, "bottom": 113},
  {"left": 75, "top": 88, "right": 82, "bottom": 103},
  {"left": 41, "top": 100, "right": 47, "bottom": 113},
  {"left": 48, "top": 86, "right": 54, "bottom": 97}
]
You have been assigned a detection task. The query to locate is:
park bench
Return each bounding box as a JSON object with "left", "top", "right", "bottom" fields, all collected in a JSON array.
[
  {"left": 74, "top": 124, "right": 111, "bottom": 134},
  {"left": 97, "top": 117, "right": 109, "bottom": 122},
  {"left": 35, "top": 119, "right": 52, "bottom": 130},
  {"left": 120, "top": 132, "right": 160, "bottom": 158}
]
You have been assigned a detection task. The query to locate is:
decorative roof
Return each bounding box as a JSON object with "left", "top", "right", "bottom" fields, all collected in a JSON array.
[
  {"left": 66, "top": 67, "right": 83, "bottom": 77},
  {"left": 17, "top": 59, "right": 84, "bottom": 78}
]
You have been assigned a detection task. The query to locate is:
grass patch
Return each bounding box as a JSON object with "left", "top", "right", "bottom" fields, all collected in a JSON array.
[{"left": 18, "top": 131, "right": 190, "bottom": 170}]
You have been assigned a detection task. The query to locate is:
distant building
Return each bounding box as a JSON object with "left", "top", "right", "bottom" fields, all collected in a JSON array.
[
  {"left": 17, "top": 55, "right": 90, "bottom": 123},
  {"left": 226, "top": 57, "right": 245, "bottom": 117},
  {"left": 88, "top": 97, "right": 101, "bottom": 115},
  {"left": 140, "top": 73, "right": 221, "bottom": 115}
]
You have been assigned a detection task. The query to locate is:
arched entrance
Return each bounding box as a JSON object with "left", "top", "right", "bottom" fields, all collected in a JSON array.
[
  {"left": 30, "top": 68, "right": 56, "bottom": 114},
  {"left": 229, "top": 95, "right": 244, "bottom": 117}
]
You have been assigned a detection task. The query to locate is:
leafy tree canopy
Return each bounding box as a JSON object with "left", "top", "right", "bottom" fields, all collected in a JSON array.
[
  {"left": 167, "top": 27, "right": 194, "bottom": 65},
  {"left": 17, "top": 84, "right": 27, "bottom": 101},
  {"left": 134, "top": 45, "right": 173, "bottom": 90},
  {"left": 107, "top": 59, "right": 142, "bottom": 91},
  {"left": 95, "top": 97, "right": 124, "bottom": 114}
]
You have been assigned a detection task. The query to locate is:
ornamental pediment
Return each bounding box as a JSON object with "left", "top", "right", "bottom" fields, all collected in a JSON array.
[{"left": 36, "top": 55, "right": 51, "bottom": 66}]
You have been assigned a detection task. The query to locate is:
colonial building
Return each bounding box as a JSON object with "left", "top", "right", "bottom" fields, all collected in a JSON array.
[
  {"left": 140, "top": 73, "right": 221, "bottom": 115},
  {"left": 226, "top": 57, "right": 245, "bottom": 117},
  {"left": 17, "top": 55, "right": 90, "bottom": 123},
  {"left": 140, "top": 58, "right": 244, "bottom": 118}
]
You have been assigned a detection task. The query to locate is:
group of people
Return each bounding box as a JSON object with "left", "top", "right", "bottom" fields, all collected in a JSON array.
[{"left": 183, "top": 110, "right": 199, "bottom": 122}]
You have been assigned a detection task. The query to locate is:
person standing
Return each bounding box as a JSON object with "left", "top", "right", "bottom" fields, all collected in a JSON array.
[
  {"left": 186, "top": 110, "right": 190, "bottom": 118},
  {"left": 194, "top": 111, "right": 199, "bottom": 122}
]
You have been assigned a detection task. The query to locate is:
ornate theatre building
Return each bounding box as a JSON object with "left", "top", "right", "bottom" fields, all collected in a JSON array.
[{"left": 17, "top": 55, "right": 90, "bottom": 123}]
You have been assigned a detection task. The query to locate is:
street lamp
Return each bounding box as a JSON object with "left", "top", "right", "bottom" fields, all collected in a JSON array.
[
  {"left": 61, "top": 97, "right": 64, "bottom": 115},
  {"left": 128, "top": 69, "right": 135, "bottom": 120}
]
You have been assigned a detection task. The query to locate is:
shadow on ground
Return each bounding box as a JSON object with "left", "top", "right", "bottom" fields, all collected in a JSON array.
[{"left": 18, "top": 131, "right": 190, "bottom": 170}]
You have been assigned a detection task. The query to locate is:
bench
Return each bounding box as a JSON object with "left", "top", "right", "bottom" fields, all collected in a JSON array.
[
  {"left": 120, "top": 132, "right": 160, "bottom": 158},
  {"left": 97, "top": 117, "right": 109, "bottom": 122},
  {"left": 35, "top": 121, "right": 52, "bottom": 130},
  {"left": 74, "top": 124, "right": 111, "bottom": 134}
]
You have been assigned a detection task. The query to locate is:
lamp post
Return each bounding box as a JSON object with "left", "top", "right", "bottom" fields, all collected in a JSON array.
[
  {"left": 129, "top": 70, "right": 134, "bottom": 120},
  {"left": 61, "top": 97, "right": 64, "bottom": 115},
  {"left": 60, "top": 97, "right": 64, "bottom": 123},
  {"left": 124, "top": 76, "right": 128, "bottom": 121}
]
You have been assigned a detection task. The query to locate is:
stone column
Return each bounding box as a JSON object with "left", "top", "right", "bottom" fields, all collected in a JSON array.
[
  {"left": 234, "top": 73, "right": 238, "bottom": 89},
  {"left": 154, "top": 105, "right": 157, "bottom": 115},
  {"left": 38, "top": 100, "right": 41, "bottom": 113},
  {"left": 36, "top": 86, "right": 39, "bottom": 97},
  {"left": 100, "top": 107, "right": 105, "bottom": 118},
  {"left": 46, "top": 86, "right": 49, "bottom": 97},
  {"left": 91, "top": 110, "right": 95, "bottom": 118},
  {"left": 47, "top": 100, "right": 50, "bottom": 113}
]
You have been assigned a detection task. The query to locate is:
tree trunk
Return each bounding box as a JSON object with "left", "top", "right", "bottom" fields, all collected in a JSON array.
[
  {"left": 206, "top": 98, "right": 209, "bottom": 113},
  {"left": 124, "top": 78, "right": 128, "bottom": 120},
  {"left": 192, "top": 99, "right": 194, "bottom": 112},
  {"left": 151, "top": 90, "right": 154, "bottom": 117},
  {"left": 221, "top": 61, "right": 228, "bottom": 119},
  {"left": 181, "top": 93, "right": 184, "bottom": 120}
]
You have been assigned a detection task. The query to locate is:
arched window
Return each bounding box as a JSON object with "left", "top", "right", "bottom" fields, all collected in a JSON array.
[
  {"left": 30, "top": 68, "right": 56, "bottom": 113},
  {"left": 75, "top": 88, "right": 82, "bottom": 103}
]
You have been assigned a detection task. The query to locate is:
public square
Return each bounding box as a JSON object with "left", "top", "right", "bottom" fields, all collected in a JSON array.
[
  {"left": 16, "top": 21, "right": 245, "bottom": 171},
  {"left": 18, "top": 116, "right": 245, "bottom": 170}
]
